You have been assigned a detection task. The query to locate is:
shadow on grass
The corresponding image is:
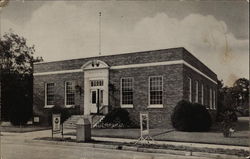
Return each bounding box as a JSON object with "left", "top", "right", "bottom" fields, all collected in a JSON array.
[
  {"left": 0, "top": 126, "right": 50, "bottom": 133},
  {"left": 151, "top": 129, "right": 175, "bottom": 137}
]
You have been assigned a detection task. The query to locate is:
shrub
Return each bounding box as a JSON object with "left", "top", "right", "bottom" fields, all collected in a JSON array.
[
  {"left": 48, "top": 105, "right": 71, "bottom": 125},
  {"left": 96, "top": 108, "right": 138, "bottom": 128},
  {"left": 220, "top": 110, "right": 235, "bottom": 137},
  {"left": 216, "top": 109, "right": 238, "bottom": 122},
  {"left": 171, "top": 100, "right": 212, "bottom": 132},
  {"left": 9, "top": 82, "right": 32, "bottom": 126}
]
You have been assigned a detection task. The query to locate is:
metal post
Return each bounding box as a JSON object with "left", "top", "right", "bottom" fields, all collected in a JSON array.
[{"left": 97, "top": 89, "right": 100, "bottom": 114}]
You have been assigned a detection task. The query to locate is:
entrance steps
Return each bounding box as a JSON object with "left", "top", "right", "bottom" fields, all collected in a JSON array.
[
  {"left": 92, "top": 115, "right": 105, "bottom": 128},
  {"left": 63, "top": 114, "right": 105, "bottom": 129},
  {"left": 63, "top": 115, "right": 82, "bottom": 129}
]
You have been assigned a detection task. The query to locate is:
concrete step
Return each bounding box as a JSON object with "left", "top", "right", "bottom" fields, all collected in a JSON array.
[
  {"left": 92, "top": 115, "right": 105, "bottom": 128},
  {"left": 63, "top": 115, "right": 82, "bottom": 129},
  {"left": 63, "top": 114, "right": 106, "bottom": 129}
]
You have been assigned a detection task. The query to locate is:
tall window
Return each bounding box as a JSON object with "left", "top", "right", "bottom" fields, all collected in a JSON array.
[
  {"left": 149, "top": 76, "right": 163, "bottom": 105},
  {"left": 188, "top": 77, "right": 192, "bottom": 102},
  {"left": 65, "top": 81, "right": 75, "bottom": 106},
  {"left": 195, "top": 81, "right": 199, "bottom": 103},
  {"left": 201, "top": 84, "right": 204, "bottom": 105},
  {"left": 46, "top": 83, "right": 55, "bottom": 106},
  {"left": 209, "top": 88, "right": 212, "bottom": 109},
  {"left": 121, "top": 78, "right": 133, "bottom": 106},
  {"left": 213, "top": 89, "right": 216, "bottom": 109}
]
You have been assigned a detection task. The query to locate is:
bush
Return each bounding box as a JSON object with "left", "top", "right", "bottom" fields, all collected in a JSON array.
[
  {"left": 9, "top": 80, "right": 32, "bottom": 126},
  {"left": 48, "top": 105, "right": 71, "bottom": 125},
  {"left": 171, "top": 100, "right": 212, "bottom": 132},
  {"left": 220, "top": 110, "right": 236, "bottom": 137},
  {"left": 216, "top": 109, "right": 238, "bottom": 122},
  {"left": 96, "top": 108, "right": 138, "bottom": 128}
]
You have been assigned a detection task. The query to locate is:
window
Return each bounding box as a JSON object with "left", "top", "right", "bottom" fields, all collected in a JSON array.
[
  {"left": 201, "top": 84, "right": 204, "bottom": 105},
  {"left": 45, "top": 83, "right": 55, "bottom": 106},
  {"left": 65, "top": 81, "right": 75, "bottom": 106},
  {"left": 149, "top": 76, "right": 163, "bottom": 106},
  {"left": 213, "top": 89, "right": 216, "bottom": 109},
  {"left": 121, "top": 78, "right": 133, "bottom": 107},
  {"left": 195, "top": 81, "right": 199, "bottom": 103},
  {"left": 188, "top": 77, "right": 192, "bottom": 102},
  {"left": 90, "top": 80, "right": 103, "bottom": 87},
  {"left": 209, "top": 88, "right": 212, "bottom": 109}
]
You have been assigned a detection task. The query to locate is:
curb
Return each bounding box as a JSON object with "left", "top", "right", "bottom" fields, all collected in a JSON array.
[{"left": 24, "top": 139, "right": 247, "bottom": 159}]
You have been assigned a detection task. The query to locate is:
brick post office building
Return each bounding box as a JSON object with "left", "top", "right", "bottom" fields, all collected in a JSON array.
[{"left": 33, "top": 47, "right": 218, "bottom": 128}]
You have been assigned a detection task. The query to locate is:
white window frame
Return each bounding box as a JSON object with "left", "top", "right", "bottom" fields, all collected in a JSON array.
[
  {"left": 209, "top": 88, "right": 213, "bottom": 109},
  {"left": 195, "top": 80, "right": 199, "bottom": 103},
  {"left": 148, "top": 76, "right": 163, "bottom": 108},
  {"left": 188, "top": 77, "right": 192, "bottom": 102},
  {"left": 213, "top": 89, "right": 216, "bottom": 109},
  {"left": 201, "top": 84, "right": 204, "bottom": 105},
  {"left": 120, "top": 77, "right": 134, "bottom": 108},
  {"left": 65, "top": 81, "right": 75, "bottom": 108},
  {"left": 44, "top": 82, "right": 55, "bottom": 108}
]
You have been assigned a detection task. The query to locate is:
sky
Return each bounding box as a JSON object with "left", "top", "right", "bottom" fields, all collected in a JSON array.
[{"left": 0, "top": 0, "right": 249, "bottom": 86}]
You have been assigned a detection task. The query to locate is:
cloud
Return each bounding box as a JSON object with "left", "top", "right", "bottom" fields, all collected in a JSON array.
[{"left": 2, "top": 1, "right": 249, "bottom": 86}]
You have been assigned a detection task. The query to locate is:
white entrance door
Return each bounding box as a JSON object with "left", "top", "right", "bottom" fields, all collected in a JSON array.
[
  {"left": 90, "top": 89, "right": 104, "bottom": 113},
  {"left": 91, "top": 90, "right": 97, "bottom": 113}
]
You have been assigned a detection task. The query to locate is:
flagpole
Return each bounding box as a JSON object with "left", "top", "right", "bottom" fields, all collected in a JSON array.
[{"left": 99, "top": 12, "right": 101, "bottom": 56}]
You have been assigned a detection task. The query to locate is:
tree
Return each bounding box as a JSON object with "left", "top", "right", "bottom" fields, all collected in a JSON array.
[
  {"left": 216, "top": 78, "right": 249, "bottom": 121},
  {"left": 232, "top": 78, "right": 249, "bottom": 115},
  {"left": 0, "top": 31, "right": 43, "bottom": 124}
]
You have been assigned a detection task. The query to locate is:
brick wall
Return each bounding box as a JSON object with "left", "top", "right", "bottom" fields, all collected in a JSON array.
[
  {"left": 34, "top": 48, "right": 184, "bottom": 73},
  {"left": 183, "top": 65, "right": 217, "bottom": 121},
  {"left": 33, "top": 72, "right": 84, "bottom": 125},
  {"left": 109, "top": 64, "right": 183, "bottom": 128}
]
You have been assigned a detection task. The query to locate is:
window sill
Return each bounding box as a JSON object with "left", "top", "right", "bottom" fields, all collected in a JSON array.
[
  {"left": 148, "top": 105, "right": 163, "bottom": 108},
  {"left": 65, "top": 105, "right": 75, "bottom": 108},
  {"left": 121, "top": 105, "right": 133, "bottom": 108},
  {"left": 44, "top": 105, "right": 55, "bottom": 108}
]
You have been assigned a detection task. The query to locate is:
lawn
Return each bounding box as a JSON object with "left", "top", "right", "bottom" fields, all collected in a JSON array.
[
  {"left": 0, "top": 125, "right": 50, "bottom": 133},
  {"left": 36, "top": 136, "right": 249, "bottom": 157},
  {"left": 65, "top": 117, "right": 249, "bottom": 146}
]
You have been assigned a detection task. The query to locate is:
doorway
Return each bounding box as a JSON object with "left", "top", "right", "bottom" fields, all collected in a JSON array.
[{"left": 90, "top": 88, "right": 104, "bottom": 114}]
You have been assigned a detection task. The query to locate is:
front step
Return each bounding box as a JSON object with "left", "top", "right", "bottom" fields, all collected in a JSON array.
[
  {"left": 63, "top": 115, "right": 82, "bottom": 129},
  {"left": 92, "top": 115, "right": 105, "bottom": 128},
  {"left": 63, "top": 114, "right": 105, "bottom": 129}
]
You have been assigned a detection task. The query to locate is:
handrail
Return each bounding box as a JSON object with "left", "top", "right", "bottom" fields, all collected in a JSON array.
[
  {"left": 91, "top": 105, "right": 108, "bottom": 127},
  {"left": 99, "top": 105, "right": 108, "bottom": 114}
]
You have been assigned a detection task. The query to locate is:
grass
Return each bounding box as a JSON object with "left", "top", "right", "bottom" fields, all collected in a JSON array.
[
  {"left": 0, "top": 125, "right": 50, "bottom": 133},
  {"left": 36, "top": 136, "right": 249, "bottom": 157},
  {"left": 64, "top": 117, "right": 249, "bottom": 147}
]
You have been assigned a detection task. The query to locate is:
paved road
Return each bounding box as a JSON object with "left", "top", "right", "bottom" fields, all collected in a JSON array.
[{"left": 1, "top": 132, "right": 210, "bottom": 159}]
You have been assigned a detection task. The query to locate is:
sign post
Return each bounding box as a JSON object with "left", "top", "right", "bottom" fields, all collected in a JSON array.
[
  {"left": 135, "top": 112, "right": 154, "bottom": 144},
  {"left": 52, "top": 114, "right": 61, "bottom": 139}
]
